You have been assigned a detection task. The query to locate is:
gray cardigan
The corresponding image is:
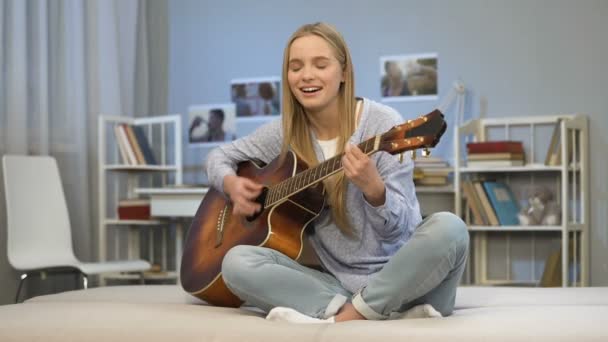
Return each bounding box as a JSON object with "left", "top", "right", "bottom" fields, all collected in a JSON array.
[{"left": 206, "top": 98, "right": 422, "bottom": 293}]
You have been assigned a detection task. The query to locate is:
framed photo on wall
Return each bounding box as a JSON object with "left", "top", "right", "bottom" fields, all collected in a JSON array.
[
  {"left": 380, "top": 53, "right": 438, "bottom": 102},
  {"left": 230, "top": 77, "right": 281, "bottom": 121},
  {"left": 188, "top": 103, "right": 237, "bottom": 147}
]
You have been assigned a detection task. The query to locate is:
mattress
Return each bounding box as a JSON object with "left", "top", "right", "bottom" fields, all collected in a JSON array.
[{"left": 1, "top": 285, "right": 607, "bottom": 341}]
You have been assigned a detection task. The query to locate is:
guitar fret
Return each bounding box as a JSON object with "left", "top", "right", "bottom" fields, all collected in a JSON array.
[
  {"left": 272, "top": 186, "right": 278, "bottom": 204},
  {"left": 266, "top": 188, "right": 273, "bottom": 206},
  {"left": 282, "top": 179, "right": 289, "bottom": 198},
  {"left": 278, "top": 181, "right": 286, "bottom": 202},
  {"left": 283, "top": 179, "right": 289, "bottom": 197},
  {"left": 303, "top": 170, "right": 309, "bottom": 189},
  {"left": 296, "top": 174, "right": 302, "bottom": 193}
]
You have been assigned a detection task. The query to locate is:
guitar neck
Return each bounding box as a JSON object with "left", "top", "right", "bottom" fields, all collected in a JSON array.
[
  {"left": 264, "top": 136, "right": 379, "bottom": 207},
  {"left": 262, "top": 109, "right": 446, "bottom": 207}
]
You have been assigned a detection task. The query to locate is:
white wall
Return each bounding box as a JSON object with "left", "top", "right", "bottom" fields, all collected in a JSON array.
[{"left": 168, "top": 0, "right": 608, "bottom": 285}]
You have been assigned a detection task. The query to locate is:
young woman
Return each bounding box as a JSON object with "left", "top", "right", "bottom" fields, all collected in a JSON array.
[{"left": 206, "top": 22, "right": 469, "bottom": 323}]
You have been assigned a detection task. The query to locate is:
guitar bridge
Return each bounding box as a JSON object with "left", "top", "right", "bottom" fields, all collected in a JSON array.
[{"left": 215, "top": 204, "right": 231, "bottom": 247}]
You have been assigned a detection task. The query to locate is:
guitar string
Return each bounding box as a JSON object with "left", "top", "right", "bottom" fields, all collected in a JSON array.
[{"left": 262, "top": 111, "right": 443, "bottom": 208}]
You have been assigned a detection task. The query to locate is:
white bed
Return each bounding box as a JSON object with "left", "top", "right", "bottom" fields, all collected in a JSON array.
[{"left": 1, "top": 285, "right": 607, "bottom": 341}]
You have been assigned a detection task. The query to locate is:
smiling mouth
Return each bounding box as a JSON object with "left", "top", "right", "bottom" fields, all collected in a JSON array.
[{"left": 300, "top": 87, "right": 322, "bottom": 94}]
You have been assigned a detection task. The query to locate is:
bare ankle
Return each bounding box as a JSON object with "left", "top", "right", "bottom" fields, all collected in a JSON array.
[{"left": 334, "top": 303, "right": 367, "bottom": 322}]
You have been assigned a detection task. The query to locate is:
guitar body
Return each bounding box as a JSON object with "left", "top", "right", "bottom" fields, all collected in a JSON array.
[{"left": 180, "top": 151, "right": 325, "bottom": 307}]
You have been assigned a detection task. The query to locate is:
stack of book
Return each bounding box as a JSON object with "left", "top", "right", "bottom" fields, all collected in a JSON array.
[
  {"left": 544, "top": 118, "right": 572, "bottom": 166},
  {"left": 461, "top": 180, "right": 520, "bottom": 226},
  {"left": 114, "top": 124, "right": 157, "bottom": 166},
  {"left": 413, "top": 157, "right": 452, "bottom": 186},
  {"left": 466, "top": 141, "right": 525, "bottom": 167},
  {"left": 117, "top": 198, "right": 151, "bottom": 220}
]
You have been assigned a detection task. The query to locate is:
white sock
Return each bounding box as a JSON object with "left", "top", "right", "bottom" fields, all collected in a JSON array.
[
  {"left": 398, "top": 304, "right": 442, "bottom": 319},
  {"left": 266, "top": 307, "right": 335, "bottom": 324}
]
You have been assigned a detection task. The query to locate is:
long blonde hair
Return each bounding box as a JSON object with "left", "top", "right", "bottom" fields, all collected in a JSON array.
[{"left": 280, "top": 22, "right": 357, "bottom": 235}]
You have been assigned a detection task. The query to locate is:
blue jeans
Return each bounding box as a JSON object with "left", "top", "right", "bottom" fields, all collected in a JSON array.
[{"left": 221, "top": 212, "right": 469, "bottom": 320}]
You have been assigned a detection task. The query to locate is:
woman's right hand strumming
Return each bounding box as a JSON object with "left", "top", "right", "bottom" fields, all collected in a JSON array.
[{"left": 223, "top": 175, "right": 264, "bottom": 216}]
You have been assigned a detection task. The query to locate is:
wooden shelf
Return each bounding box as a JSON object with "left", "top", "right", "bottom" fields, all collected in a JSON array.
[
  {"left": 104, "top": 165, "right": 180, "bottom": 172},
  {"left": 471, "top": 280, "right": 540, "bottom": 287},
  {"left": 468, "top": 225, "right": 562, "bottom": 232},
  {"left": 103, "top": 271, "right": 178, "bottom": 281},
  {"left": 455, "top": 114, "right": 589, "bottom": 287},
  {"left": 98, "top": 114, "right": 183, "bottom": 286},
  {"left": 460, "top": 164, "right": 561, "bottom": 173},
  {"left": 104, "top": 219, "right": 165, "bottom": 226},
  {"left": 415, "top": 185, "right": 455, "bottom": 193}
]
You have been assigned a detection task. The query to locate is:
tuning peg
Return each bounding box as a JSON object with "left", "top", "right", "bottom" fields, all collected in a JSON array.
[
  {"left": 399, "top": 153, "right": 404, "bottom": 163},
  {"left": 412, "top": 149, "right": 417, "bottom": 160},
  {"left": 422, "top": 148, "right": 431, "bottom": 157}
]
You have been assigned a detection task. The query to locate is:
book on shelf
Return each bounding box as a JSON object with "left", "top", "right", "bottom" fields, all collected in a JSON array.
[
  {"left": 540, "top": 240, "right": 579, "bottom": 287},
  {"left": 467, "top": 159, "right": 525, "bottom": 167},
  {"left": 461, "top": 180, "right": 486, "bottom": 225},
  {"left": 132, "top": 125, "right": 158, "bottom": 165},
  {"left": 482, "top": 181, "right": 520, "bottom": 225},
  {"left": 114, "top": 125, "right": 137, "bottom": 165},
  {"left": 124, "top": 125, "right": 146, "bottom": 165},
  {"left": 112, "top": 124, "right": 157, "bottom": 166},
  {"left": 467, "top": 152, "right": 524, "bottom": 161},
  {"left": 117, "top": 198, "right": 151, "bottom": 220},
  {"left": 544, "top": 118, "right": 574, "bottom": 166},
  {"left": 473, "top": 181, "right": 499, "bottom": 225},
  {"left": 466, "top": 141, "right": 525, "bottom": 167},
  {"left": 414, "top": 156, "right": 449, "bottom": 168},
  {"left": 540, "top": 248, "right": 561, "bottom": 287},
  {"left": 466, "top": 141, "right": 524, "bottom": 154},
  {"left": 416, "top": 176, "right": 449, "bottom": 186},
  {"left": 414, "top": 157, "right": 452, "bottom": 186}
]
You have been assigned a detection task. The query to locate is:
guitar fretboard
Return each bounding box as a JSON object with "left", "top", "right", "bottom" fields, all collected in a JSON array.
[{"left": 264, "top": 136, "right": 378, "bottom": 207}]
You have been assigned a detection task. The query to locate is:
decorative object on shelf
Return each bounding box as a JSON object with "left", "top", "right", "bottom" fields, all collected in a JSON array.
[{"left": 517, "top": 186, "right": 561, "bottom": 226}]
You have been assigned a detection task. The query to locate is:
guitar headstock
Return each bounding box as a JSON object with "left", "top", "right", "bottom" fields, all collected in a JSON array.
[{"left": 379, "top": 109, "right": 447, "bottom": 155}]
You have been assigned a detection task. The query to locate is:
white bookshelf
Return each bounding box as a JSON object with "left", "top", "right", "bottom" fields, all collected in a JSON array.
[
  {"left": 97, "top": 114, "right": 182, "bottom": 284},
  {"left": 454, "top": 114, "right": 589, "bottom": 287}
]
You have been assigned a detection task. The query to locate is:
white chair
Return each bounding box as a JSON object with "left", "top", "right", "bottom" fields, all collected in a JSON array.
[{"left": 2, "top": 155, "right": 151, "bottom": 302}]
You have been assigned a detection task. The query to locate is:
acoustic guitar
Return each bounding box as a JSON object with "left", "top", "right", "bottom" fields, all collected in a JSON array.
[{"left": 180, "top": 109, "right": 447, "bottom": 307}]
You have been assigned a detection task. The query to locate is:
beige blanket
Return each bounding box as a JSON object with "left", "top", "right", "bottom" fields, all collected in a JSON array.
[{"left": 1, "top": 285, "right": 607, "bottom": 341}]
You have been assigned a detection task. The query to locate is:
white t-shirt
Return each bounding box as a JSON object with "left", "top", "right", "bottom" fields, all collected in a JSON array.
[{"left": 317, "top": 137, "right": 339, "bottom": 160}]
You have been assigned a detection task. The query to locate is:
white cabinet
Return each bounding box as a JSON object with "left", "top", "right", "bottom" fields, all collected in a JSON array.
[
  {"left": 97, "top": 115, "right": 182, "bottom": 283},
  {"left": 454, "top": 115, "right": 588, "bottom": 286}
]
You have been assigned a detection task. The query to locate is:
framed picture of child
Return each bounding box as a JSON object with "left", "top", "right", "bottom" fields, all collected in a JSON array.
[
  {"left": 188, "top": 103, "right": 237, "bottom": 146},
  {"left": 230, "top": 77, "right": 281, "bottom": 120},
  {"left": 380, "top": 53, "right": 438, "bottom": 102}
]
